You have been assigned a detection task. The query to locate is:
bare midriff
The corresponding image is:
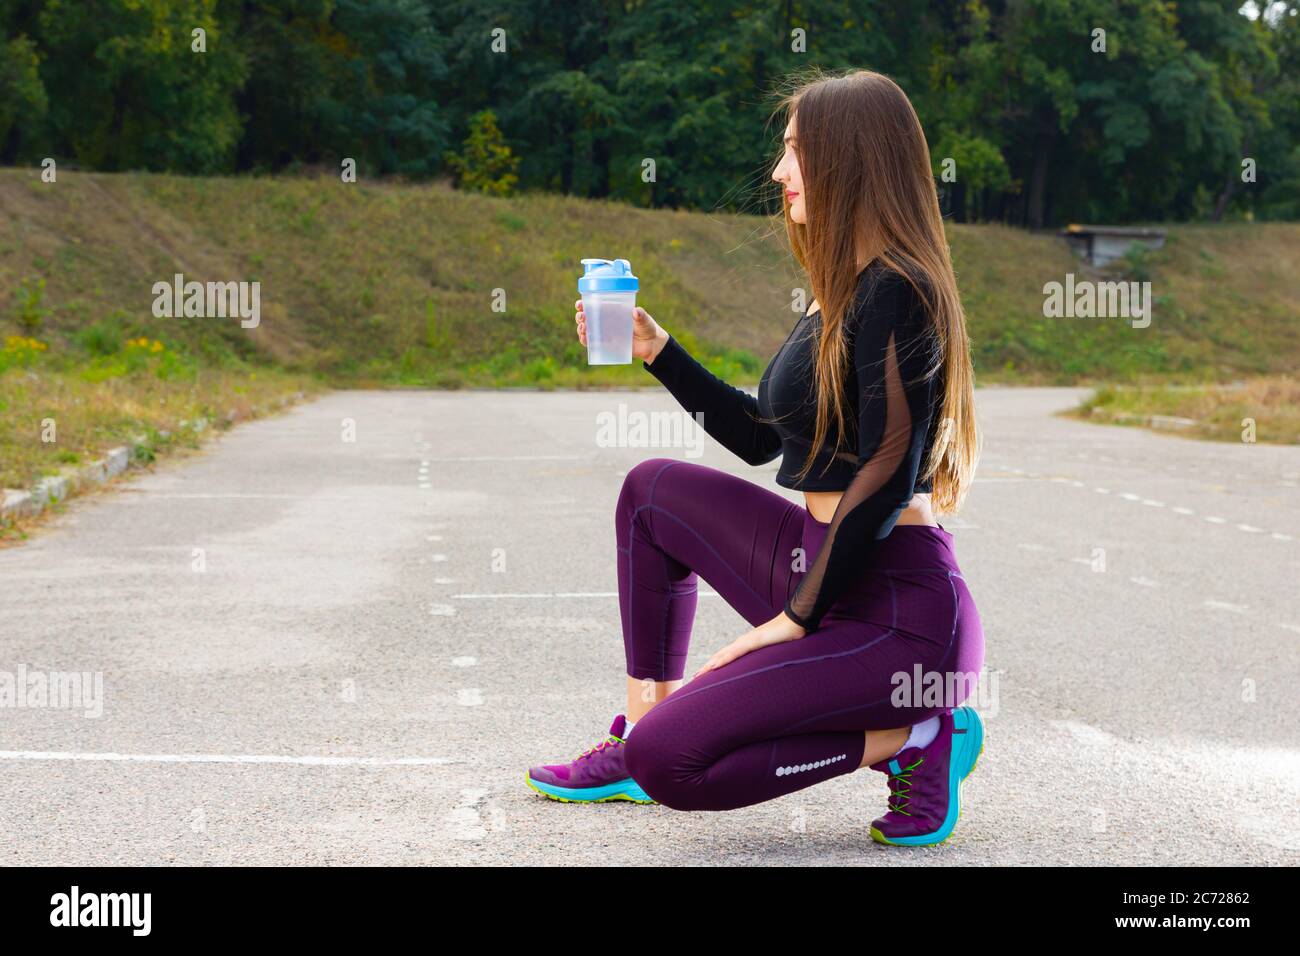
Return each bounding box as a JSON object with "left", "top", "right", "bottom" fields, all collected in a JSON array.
[
  {"left": 804, "top": 491, "right": 937, "bottom": 526},
  {"left": 799, "top": 295, "right": 938, "bottom": 529}
]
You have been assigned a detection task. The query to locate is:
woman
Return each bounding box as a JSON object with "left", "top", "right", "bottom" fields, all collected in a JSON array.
[{"left": 527, "top": 69, "right": 986, "bottom": 846}]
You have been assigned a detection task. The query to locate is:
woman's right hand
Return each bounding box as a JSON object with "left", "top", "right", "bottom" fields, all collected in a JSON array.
[{"left": 574, "top": 299, "right": 670, "bottom": 364}]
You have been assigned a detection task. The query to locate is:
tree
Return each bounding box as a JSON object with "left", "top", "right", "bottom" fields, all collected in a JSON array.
[
  {"left": 445, "top": 109, "right": 520, "bottom": 195},
  {"left": 34, "top": 0, "right": 246, "bottom": 173},
  {"left": 0, "top": 31, "right": 47, "bottom": 163}
]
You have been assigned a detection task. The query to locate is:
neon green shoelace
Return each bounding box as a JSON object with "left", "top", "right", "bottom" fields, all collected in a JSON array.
[
  {"left": 886, "top": 756, "right": 925, "bottom": 816},
  {"left": 577, "top": 735, "right": 623, "bottom": 761}
]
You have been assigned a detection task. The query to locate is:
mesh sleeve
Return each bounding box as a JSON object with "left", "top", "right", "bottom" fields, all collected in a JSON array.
[
  {"left": 783, "top": 274, "right": 934, "bottom": 633},
  {"left": 643, "top": 333, "right": 783, "bottom": 466}
]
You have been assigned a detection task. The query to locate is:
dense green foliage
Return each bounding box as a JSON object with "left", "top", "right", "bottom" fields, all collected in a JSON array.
[{"left": 1, "top": 1, "right": 1297, "bottom": 225}]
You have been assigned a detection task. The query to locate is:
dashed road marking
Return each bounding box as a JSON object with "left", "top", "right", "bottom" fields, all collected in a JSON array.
[{"left": 1203, "top": 599, "right": 1248, "bottom": 613}]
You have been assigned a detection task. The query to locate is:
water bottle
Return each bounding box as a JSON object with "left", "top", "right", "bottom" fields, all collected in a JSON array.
[{"left": 578, "top": 258, "right": 638, "bottom": 365}]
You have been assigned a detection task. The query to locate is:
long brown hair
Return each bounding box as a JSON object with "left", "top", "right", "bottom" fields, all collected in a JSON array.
[{"left": 767, "top": 68, "right": 980, "bottom": 515}]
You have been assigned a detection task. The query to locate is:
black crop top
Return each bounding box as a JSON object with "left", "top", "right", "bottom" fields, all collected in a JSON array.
[{"left": 642, "top": 262, "right": 944, "bottom": 633}]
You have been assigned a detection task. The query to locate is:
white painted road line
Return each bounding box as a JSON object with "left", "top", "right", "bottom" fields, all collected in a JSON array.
[
  {"left": 0, "top": 751, "right": 456, "bottom": 766},
  {"left": 451, "top": 590, "right": 721, "bottom": 599},
  {"left": 423, "top": 454, "right": 586, "bottom": 462},
  {"left": 127, "top": 493, "right": 369, "bottom": 500}
]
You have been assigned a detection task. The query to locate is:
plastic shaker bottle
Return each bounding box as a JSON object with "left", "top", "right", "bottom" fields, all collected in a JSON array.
[{"left": 578, "top": 258, "right": 638, "bottom": 365}]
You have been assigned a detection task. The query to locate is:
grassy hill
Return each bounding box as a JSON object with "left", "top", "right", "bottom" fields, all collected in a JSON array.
[
  {"left": 4, "top": 168, "right": 1297, "bottom": 387},
  {"left": 1, "top": 167, "right": 1298, "bottom": 494}
]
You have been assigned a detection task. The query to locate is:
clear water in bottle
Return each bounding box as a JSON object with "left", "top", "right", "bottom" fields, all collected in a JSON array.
[{"left": 583, "top": 291, "right": 636, "bottom": 364}]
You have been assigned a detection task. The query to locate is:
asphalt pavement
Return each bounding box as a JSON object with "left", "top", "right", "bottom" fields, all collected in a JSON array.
[{"left": 1, "top": 386, "right": 1297, "bottom": 865}]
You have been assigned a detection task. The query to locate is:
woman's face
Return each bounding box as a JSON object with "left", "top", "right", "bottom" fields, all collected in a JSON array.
[{"left": 773, "top": 116, "right": 806, "bottom": 224}]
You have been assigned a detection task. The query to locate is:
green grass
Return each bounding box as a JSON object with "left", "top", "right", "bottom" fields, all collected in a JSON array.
[
  {"left": 1063, "top": 375, "right": 1300, "bottom": 444},
  {"left": 0, "top": 334, "right": 316, "bottom": 489}
]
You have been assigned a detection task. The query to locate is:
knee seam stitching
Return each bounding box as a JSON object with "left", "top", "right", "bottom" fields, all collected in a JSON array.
[
  {"left": 777, "top": 630, "right": 920, "bottom": 734},
  {"left": 631, "top": 503, "right": 775, "bottom": 613},
  {"left": 886, "top": 571, "right": 898, "bottom": 628},
  {"left": 625, "top": 459, "right": 688, "bottom": 680},
  {"left": 772, "top": 504, "right": 800, "bottom": 612},
  {"left": 652, "top": 626, "right": 900, "bottom": 716},
  {"left": 946, "top": 571, "right": 960, "bottom": 652}
]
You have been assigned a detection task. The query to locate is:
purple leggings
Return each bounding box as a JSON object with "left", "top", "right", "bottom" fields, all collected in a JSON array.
[{"left": 616, "top": 458, "right": 984, "bottom": 811}]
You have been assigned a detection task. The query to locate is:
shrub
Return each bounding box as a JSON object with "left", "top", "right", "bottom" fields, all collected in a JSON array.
[
  {"left": 76, "top": 314, "right": 127, "bottom": 356},
  {"left": 14, "top": 277, "right": 47, "bottom": 334}
]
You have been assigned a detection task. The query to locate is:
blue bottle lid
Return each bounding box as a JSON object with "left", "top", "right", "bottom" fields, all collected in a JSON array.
[{"left": 578, "top": 258, "right": 639, "bottom": 293}]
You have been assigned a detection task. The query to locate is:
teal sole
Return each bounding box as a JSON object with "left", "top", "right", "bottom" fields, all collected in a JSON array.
[
  {"left": 871, "top": 707, "right": 984, "bottom": 847},
  {"left": 525, "top": 772, "right": 656, "bottom": 805}
]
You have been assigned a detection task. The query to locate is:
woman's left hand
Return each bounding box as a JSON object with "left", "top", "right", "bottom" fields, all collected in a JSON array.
[{"left": 690, "top": 612, "right": 808, "bottom": 681}]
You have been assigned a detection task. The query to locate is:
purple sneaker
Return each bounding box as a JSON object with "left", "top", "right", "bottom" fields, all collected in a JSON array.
[
  {"left": 868, "top": 706, "right": 984, "bottom": 846},
  {"left": 526, "top": 714, "right": 655, "bottom": 804}
]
